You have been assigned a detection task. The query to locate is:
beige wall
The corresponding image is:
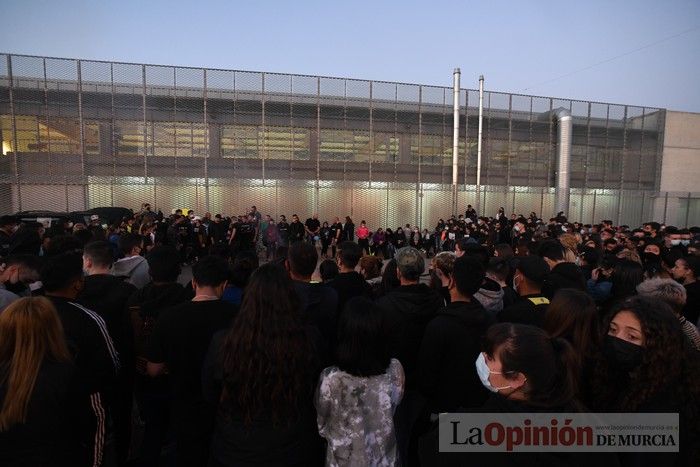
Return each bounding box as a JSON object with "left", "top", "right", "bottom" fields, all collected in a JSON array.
[
  {"left": 652, "top": 111, "right": 700, "bottom": 225},
  {"left": 659, "top": 111, "right": 700, "bottom": 192}
]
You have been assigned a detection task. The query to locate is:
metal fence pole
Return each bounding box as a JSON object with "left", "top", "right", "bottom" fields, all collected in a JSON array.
[
  {"left": 592, "top": 190, "right": 597, "bottom": 225},
  {"left": 141, "top": 65, "right": 148, "bottom": 181},
  {"left": 7, "top": 54, "right": 22, "bottom": 211},
  {"left": 685, "top": 192, "right": 691, "bottom": 228},
  {"left": 203, "top": 68, "right": 209, "bottom": 211},
  {"left": 77, "top": 59, "right": 87, "bottom": 210}
]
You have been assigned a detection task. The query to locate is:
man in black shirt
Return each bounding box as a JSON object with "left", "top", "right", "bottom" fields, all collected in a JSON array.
[
  {"left": 288, "top": 214, "right": 305, "bottom": 244},
  {"left": 418, "top": 255, "right": 495, "bottom": 413},
  {"left": 79, "top": 241, "right": 137, "bottom": 466},
  {"left": 328, "top": 241, "right": 371, "bottom": 313},
  {"left": 498, "top": 255, "right": 550, "bottom": 327},
  {"left": 286, "top": 241, "right": 338, "bottom": 361},
  {"left": 330, "top": 217, "right": 343, "bottom": 258},
  {"left": 236, "top": 214, "right": 256, "bottom": 253},
  {"left": 128, "top": 246, "right": 191, "bottom": 466},
  {"left": 277, "top": 215, "right": 290, "bottom": 248},
  {"left": 42, "top": 252, "right": 119, "bottom": 467},
  {"left": 209, "top": 214, "right": 229, "bottom": 249},
  {"left": 305, "top": 213, "right": 321, "bottom": 245},
  {"left": 146, "top": 255, "right": 237, "bottom": 467}
]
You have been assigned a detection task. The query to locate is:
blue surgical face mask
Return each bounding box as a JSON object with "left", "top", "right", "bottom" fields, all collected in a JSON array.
[
  {"left": 680, "top": 240, "right": 690, "bottom": 246},
  {"left": 475, "top": 353, "right": 514, "bottom": 393}
]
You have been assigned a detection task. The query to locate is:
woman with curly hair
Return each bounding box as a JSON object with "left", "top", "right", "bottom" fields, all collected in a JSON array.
[
  {"left": 202, "top": 263, "right": 323, "bottom": 466},
  {"left": 589, "top": 295, "right": 700, "bottom": 466}
]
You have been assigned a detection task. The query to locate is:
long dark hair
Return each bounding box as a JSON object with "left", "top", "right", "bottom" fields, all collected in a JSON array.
[
  {"left": 543, "top": 288, "right": 600, "bottom": 362},
  {"left": 483, "top": 323, "right": 580, "bottom": 409},
  {"left": 221, "top": 263, "right": 315, "bottom": 425},
  {"left": 336, "top": 297, "right": 390, "bottom": 377},
  {"left": 593, "top": 296, "right": 700, "bottom": 412},
  {"left": 610, "top": 259, "right": 644, "bottom": 300}
]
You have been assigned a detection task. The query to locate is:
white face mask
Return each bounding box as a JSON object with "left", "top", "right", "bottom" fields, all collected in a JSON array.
[
  {"left": 475, "top": 353, "right": 514, "bottom": 393},
  {"left": 671, "top": 239, "right": 681, "bottom": 246}
]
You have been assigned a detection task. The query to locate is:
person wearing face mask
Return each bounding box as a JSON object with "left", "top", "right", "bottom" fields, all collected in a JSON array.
[
  {"left": 670, "top": 255, "right": 700, "bottom": 324},
  {"left": 420, "top": 323, "right": 617, "bottom": 466},
  {"left": 589, "top": 296, "right": 700, "bottom": 467},
  {"left": 417, "top": 255, "right": 495, "bottom": 415},
  {"left": 498, "top": 256, "right": 550, "bottom": 327},
  {"left": 663, "top": 226, "right": 688, "bottom": 257},
  {"left": 641, "top": 242, "right": 669, "bottom": 279}
]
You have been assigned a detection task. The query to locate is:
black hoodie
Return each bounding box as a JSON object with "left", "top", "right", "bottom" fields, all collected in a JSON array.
[
  {"left": 376, "top": 283, "right": 443, "bottom": 389},
  {"left": 542, "top": 262, "right": 586, "bottom": 299},
  {"left": 127, "top": 282, "right": 192, "bottom": 361},
  {"left": 78, "top": 274, "right": 137, "bottom": 373},
  {"left": 417, "top": 300, "right": 495, "bottom": 413}
]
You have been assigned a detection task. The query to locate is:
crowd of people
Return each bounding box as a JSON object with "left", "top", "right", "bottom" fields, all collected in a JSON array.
[{"left": 0, "top": 201, "right": 699, "bottom": 467}]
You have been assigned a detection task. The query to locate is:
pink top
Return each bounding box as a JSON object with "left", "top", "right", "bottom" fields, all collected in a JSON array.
[{"left": 357, "top": 226, "right": 370, "bottom": 240}]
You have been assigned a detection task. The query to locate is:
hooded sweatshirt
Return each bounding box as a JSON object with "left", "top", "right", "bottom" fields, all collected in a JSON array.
[
  {"left": 474, "top": 277, "right": 505, "bottom": 314},
  {"left": 376, "top": 283, "right": 443, "bottom": 388},
  {"left": 417, "top": 300, "right": 495, "bottom": 413},
  {"left": 111, "top": 255, "right": 150, "bottom": 290},
  {"left": 78, "top": 275, "right": 137, "bottom": 372}
]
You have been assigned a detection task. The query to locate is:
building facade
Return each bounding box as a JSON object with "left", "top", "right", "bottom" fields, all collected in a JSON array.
[{"left": 1, "top": 53, "right": 698, "bottom": 227}]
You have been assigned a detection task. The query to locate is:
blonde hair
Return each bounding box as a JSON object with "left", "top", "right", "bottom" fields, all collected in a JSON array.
[
  {"left": 558, "top": 233, "right": 579, "bottom": 263},
  {"left": 432, "top": 251, "right": 456, "bottom": 276},
  {"left": 0, "top": 297, "right": 70, "bottom": 431},
  {"left": 616, "top": 248, "right": 642, "bottom": 265}
]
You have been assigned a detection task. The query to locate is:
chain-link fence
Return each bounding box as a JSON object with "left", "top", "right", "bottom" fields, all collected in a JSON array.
[{"left": 1, "top": 53, "right": 697, "bottom": 227}]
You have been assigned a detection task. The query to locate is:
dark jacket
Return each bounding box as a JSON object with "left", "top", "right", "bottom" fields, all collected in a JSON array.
[
  {"left": 78, "top": 274, "right": 137, "bottom": 374},
  {"left": 0, "top": 361, "right": 82, "bottom": 467},
  {"left": 542, "top": 262, "right": 586, "bottom": 299},
  {"left": 497, "top": 293, "right": 550, "bottom": 328},
  {"left": 376, "top": 283, "right": 443, "bottom": 389},
  {"left": 419, "top": 394, "right": 621, "bottom": 467},
  {"left": 417, "top": 300, "right": 495, "bottom": 413},
  {"left": 127, "top": 282, "right": 192, "bottom": 349},
  {"left": 328, "top": 271, "right": 372, "bottom": 314},
  {"left": 293, "top": 280, "right": 338, "bottom": 363},
  {"left": 289, "top": 221, "right": 305, "bottom": 243}
]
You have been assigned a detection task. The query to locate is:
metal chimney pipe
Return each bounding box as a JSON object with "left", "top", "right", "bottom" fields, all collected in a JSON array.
[
  {"left": 452, "top": 68, "right": 461, "bottom": 215},
  {"left": 476, "top": 75, "right": 484, "bottom": 215},
  {"left": 553, "top": 108, "right": 572, "bottom": 216}
]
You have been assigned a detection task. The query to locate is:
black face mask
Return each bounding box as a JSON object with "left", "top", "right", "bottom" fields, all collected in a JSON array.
[
  {"left": 642, "top": 252, "right": 660, "bottom": 264},
  {"left": 604, "top": 335, "right": 644, "bottom": 373}
]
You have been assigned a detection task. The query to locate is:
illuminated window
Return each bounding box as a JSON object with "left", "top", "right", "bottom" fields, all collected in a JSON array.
[
  {"left": 372, "top": 132, "right": 400, "bottom": 162},
  {"left": 115, "top": 121, "right": 206, "bottom": 157},
  {"left": 0, "top": 115, "right": 98, "bottom": 155},
  {"left": 410, "top": 133, "right": 450, "bottom": 165},
  {"left": 221, "top": 125, "right": 310, "bottom": 159}
]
